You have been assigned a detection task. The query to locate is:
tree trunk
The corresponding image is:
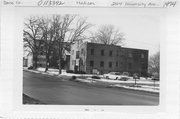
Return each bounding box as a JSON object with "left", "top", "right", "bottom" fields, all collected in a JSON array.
[
  {"left": 59, "top": 56, "right": 62, "bottom": 74},
  {"left": 58, "top": 47, "right": 62, "bottom": 74},
  {"left": 45, "top": 45, "right": 50, "bottom": 72},
  {"left": 33, "top": 54, "right": 38, "bottom": 69},
  {"left": 45, "top": 56, "right": 49, "bottom": 72},
  {"left": 58, "top": 42, "right": 62, "bottom": 74}
]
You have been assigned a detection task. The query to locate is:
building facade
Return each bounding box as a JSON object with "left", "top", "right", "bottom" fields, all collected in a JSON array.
[
  {"left": 25, "top": 40, "right": 70, "bottom": 70},
  {"left": 70, "top": 42, "right": 148, "bottom": 76}
]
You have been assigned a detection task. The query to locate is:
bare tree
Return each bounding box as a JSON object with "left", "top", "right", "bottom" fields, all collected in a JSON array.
[
  {"left": 23, "top": 16, "right": 44, "bottom": 69},
  {"left": 24, "top": 15, "right": 92, "bottom": 73},
  {"left": 39, "top": 17, "right": 55, "bottom": 72},
  {"left": 148, "top": 51, "right": 160, "bottom": 76},
  {"left": 52, "top": 15, "right": 76, "bottom": 74},
  {"left": 91, "top": 24, "right": 125, "bottom": 45},
  {"left": 67, "top": 17, "right": 92, "bottom": 43},
  {"left": 52, "top": 15, "right": 92, "bottom": 74}
]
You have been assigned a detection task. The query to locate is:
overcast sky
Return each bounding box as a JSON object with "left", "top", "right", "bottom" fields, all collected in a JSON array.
[
  {"left": 76, "top": 9, "right": 161, "bottom": 56},
  {"left": 24, "top": 8, "right": 161, "bottom": 56}
]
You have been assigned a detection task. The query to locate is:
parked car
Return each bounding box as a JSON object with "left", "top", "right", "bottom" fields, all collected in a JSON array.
[
  {"left": 120, "top": 72, "right": 130, "bottom": 81},
  {"left": 103, "top": 72, "right": 121, "bottom": 80},
  {"left": 122, "top": 72, "right": 129, "bottom": 76},
  {"left": 103, "top": 72, "right": 129, "bottom": 81}
]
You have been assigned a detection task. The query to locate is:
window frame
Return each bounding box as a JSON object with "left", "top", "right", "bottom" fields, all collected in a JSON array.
[
  {"left": 116, "top": 61, "right": 118, "bottom": 67},
  {"left": 100, "top": 61, "right": 104, "bottom": 67},
  {"left": 109, "top": 61, "right": 112, "bottom": 68},
  {"left": 101, "top": 49, "right": 104, "bottom": 56},
  {"left": 109, "top": 50, "right": 113, "bottom": 56},
  {"left": 90, "top": 49, "right": 94, "bottom": 55},
  {"left": 90, "top": 60, "right": 94, "bottom": 67}
]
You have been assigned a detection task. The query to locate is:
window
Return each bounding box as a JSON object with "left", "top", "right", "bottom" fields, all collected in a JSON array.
[
  {"left": 128, "top": 53, "right": 133, "bottom": 58},
  {"left": 141, "top": 53, "right": 144, "bottom": 58},
  {"left": 76, "top": 51, "right": 80, "bottom": 58},
  {"left": 101, "top": 49, "right": 104, "bottom": 56},
  {"left": 116, "top": 50, "right": 119, "bottom": 56},
  {"left": 141, "top": 62, "right": 146, "bottom": 69},
  {"left": 91, "top": 49, "right": 94, "bottom": 55},
  {"left": 128, "top": 63, "right": 132, "bottom": 70},
  {"left": 109, "top": 50, "right": 113, "bottom": 56},
  {"left": 109, "top": 62, "right": 112, "bottom": 68},
  {"left": 116, "top": 62, "right": 118, "bottom": 67},
  {"left": 100, "top": 61, "right": 104, "bottom": 67},
  {"left": 80, "top": 59, "right": 83, "bottom": 65},
  {"left": 90, "top": 60, "right": 94, "bottom": 67}
]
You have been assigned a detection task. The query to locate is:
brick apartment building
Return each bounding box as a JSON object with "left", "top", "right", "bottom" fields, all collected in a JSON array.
[{"left": 70, "top": 42, "right": 148, "bottom": 76}]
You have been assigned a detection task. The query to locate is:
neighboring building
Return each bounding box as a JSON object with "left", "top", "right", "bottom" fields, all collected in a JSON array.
[
  {"left": 24, "top": 40, "right": 70, "bottom": 70},
  {"left": 37, "top": 41, "right": 71, "bottom": 69},
  {"left": 23, "top": 57, "right": 28, "bottom": 67},
  {"left": 70, "top": 42, "right": 148, "bottom": 76},
  {"left": 23, "top": 54, "right": 33, "bottom": 67}
]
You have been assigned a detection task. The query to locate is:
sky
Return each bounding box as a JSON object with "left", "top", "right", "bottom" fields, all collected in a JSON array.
[
  {"left": 23, "top": 8, "right": 162, "bottom": 56},
  {"left": 75, "top": 9, "right": 161, "bottom": 56}
]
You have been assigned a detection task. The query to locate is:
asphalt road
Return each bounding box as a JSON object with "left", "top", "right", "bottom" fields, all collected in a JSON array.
[{"left": 23, "top": 71, "right": 159, "bottom": 105}]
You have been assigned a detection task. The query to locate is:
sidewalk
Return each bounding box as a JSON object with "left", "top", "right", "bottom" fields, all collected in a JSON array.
[
  {"left": 76, "top": 78, "right": 159, "bottom": 93},
  {"left": 23, "top": 67, "right": 159, "bottom": 93}
]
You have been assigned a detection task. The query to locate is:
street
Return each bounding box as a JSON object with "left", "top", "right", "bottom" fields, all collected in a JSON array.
[{"left": 23, "top": 71, "right": 159, "bottom": 105}]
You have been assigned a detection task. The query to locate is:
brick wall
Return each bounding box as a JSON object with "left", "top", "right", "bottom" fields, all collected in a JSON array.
[{"left": 70, "top": 42, "right": 148, "bottom": 76}]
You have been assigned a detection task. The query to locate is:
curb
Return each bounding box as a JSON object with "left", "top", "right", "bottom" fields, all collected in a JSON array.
[{"left": 23, "top": 69, "right": 159, "bottom": 93}]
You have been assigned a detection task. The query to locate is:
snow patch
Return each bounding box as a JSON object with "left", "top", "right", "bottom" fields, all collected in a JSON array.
[{"left": 111, "top": 84, "right": 159, "bottom": 93}]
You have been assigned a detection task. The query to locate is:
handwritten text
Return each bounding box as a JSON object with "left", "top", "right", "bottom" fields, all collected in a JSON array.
[
  {"left": 38, "top": 0, "right": 65, "bottom": 6},
  {"left": 76, "top": 1, "right": 95, "bottom": 5}
]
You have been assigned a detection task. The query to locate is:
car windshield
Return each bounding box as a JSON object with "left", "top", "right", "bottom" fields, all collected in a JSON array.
[
  {"left": 109, "top": 72, "right": 120, "bottom": 75},
  {"left": 115, "top": 72, "right": 121, "bottom": 75}
]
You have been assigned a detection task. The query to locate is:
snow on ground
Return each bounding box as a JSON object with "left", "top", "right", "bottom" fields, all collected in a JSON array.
[
  {"left": 37, "top": 67, "right": 59, "bottom": 75},
  {"left": 76, "top": 78, "right": 96, "bottom": 83},
  {"left": 110, "top": 84, "right": 159, "bottom": 93},
  {"left": 75, "top": 78, "right": 159, "bottom": 93},
  {"left": 98, "top": 78, "right": 159, "bottom": 85},
  {"left": 24, "top": 68, "right": 159, "bottom": 93}
]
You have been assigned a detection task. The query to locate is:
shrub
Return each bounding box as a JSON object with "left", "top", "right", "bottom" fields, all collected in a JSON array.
[
  {"left": 66, "top": 70, "right": 74, "bottom": 73},
  {"left": 71, "top": 76, "right": 77, "bottom": 80},
  {"left": 27, "top": 66, "right": 33, "bottom": 70},
  {"left": 74, "top": 71, "right": 86, "bottom": 74},
  {"left": 91, "top": 75, "right": 101, "bottom": 79}
]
